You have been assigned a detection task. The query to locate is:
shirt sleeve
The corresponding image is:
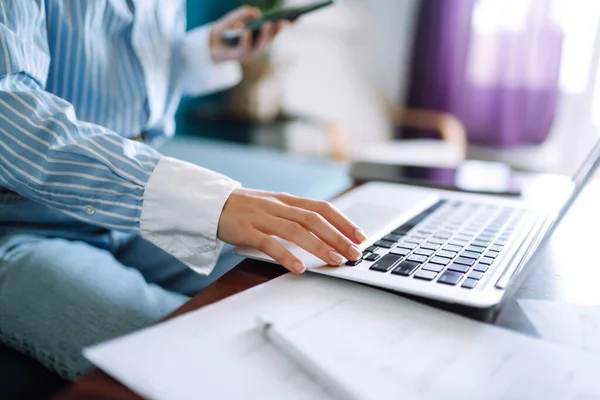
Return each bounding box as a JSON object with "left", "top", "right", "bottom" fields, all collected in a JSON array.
[
  {"left": 0, "top": 1, "right": 240, "bottom": 275},
  {"left": 179, "top": 24, "right": 243, "bottom": 96}
]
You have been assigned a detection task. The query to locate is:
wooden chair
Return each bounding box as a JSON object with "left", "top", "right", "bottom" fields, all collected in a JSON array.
[{"left": 327, "top": 106, "right": 468, "bottom": 166}]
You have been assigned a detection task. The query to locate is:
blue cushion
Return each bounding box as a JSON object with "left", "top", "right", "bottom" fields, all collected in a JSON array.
[{"left": 160, "top": 136, "right": 352, "bottom": 200}]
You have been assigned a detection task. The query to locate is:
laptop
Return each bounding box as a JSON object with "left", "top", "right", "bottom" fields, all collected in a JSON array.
[{"left": 235, "top": 139, "right": 600, "bottom": 308}]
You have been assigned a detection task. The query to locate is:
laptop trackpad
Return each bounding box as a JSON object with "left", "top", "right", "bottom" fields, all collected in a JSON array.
[{"left": 339, "top": 203, "right": 404, "bottom": 238}]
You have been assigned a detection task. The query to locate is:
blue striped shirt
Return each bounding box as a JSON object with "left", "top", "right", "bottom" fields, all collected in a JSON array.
[{"left": 0, "top": 0, "right": 235, "bottom": 233}]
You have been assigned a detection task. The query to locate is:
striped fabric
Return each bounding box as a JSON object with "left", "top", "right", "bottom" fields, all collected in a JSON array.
[{"left": 0, "top": 0, "right": 188, "bottom": 232}]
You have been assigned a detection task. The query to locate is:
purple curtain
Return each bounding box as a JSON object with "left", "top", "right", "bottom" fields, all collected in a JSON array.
[{"left": 405, "top": 0, "right": 564, "bottom": 148}]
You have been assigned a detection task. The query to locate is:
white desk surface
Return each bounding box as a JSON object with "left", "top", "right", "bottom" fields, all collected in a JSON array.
[{"left": 495, "top": 179, "right": 600, "bottom": 335}]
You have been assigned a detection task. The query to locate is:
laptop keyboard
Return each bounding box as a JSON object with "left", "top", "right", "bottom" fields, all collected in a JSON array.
[{"left": 346, "top": 200, "right": 526, "bottom": 289}]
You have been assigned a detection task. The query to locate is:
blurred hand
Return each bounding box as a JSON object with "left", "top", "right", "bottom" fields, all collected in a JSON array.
[
  {"left": 218, "top": 188, "right": 368, "bottom": 274},
  {"left": 209, "top": 6, "right": 290, "bottom": 64}
]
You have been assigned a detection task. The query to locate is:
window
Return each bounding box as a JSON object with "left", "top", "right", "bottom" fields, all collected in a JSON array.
[
  {"left": 471, "top": 0, "right": 600, "bottom": 93},
  {"left": 551, "top": 0, "right": 600, "bottom": 94}
]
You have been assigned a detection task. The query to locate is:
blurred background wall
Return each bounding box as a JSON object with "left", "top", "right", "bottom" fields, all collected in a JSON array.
[{"left": 178, "top": 0, "right": 600, "bottom": 176}]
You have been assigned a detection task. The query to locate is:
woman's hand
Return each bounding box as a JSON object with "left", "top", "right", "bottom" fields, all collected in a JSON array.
[
  {"left": 209, "top": 6, "right": 290, "bottom": 64},
  {"left": 218, "top": 188, "right": 367, "bottom": 274}
]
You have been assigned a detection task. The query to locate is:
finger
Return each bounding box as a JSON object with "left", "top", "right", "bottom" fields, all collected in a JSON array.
[
  {"left": 223, "top": 6, "right": 260, "bottom": 26},
  {"left": 258, "top": 216, "right": 345, "bottom": 266},
  {"left": 252, "top": 233, "right": 306, "bottom": 274},
  {"left": 237, "top": 28, "right": 253, "bottom": 54},
  {"left": 278, "top": 195, "right": 367, "bottom": 244},
  {"left": 254, "top": 22, "right": 275, "bottom": 52},
  {"left": 274, "top": 205, "right": 362, "bottom": 262},
  {"left": 275, "top": 20, "right": 290, "bottom": 34}
]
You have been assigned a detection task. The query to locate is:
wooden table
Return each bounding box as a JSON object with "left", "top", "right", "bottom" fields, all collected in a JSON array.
[{"left": 56, "top": 180, "right": 600, "bottom": 399}]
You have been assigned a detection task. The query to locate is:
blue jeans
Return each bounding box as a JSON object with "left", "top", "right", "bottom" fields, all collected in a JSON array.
[{"left": 0, "top": 193, "right": 243, "bottom": 380}]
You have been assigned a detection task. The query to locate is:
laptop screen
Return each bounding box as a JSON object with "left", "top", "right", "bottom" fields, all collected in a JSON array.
[{"left": 548, "top": 137, "right": 600, "bottom": 233}]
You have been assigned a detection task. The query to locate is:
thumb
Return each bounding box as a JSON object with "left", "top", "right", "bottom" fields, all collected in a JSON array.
[{"left": 222, "top": 6, "right": 260, "bottom": 25}]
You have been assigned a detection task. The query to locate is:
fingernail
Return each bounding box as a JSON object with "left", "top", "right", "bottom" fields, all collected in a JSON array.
[
  {"left": 348, "top": 246, "right": 362, "bottom": 261},
  {"left": 355, "top": 229, "right": 368, "bottom": 243},
  {"left": 293, "top": 262, "right": 306, "bottom": 274},
  {"left": 329, "top": 251, "right": 343, "bottom": 265}
]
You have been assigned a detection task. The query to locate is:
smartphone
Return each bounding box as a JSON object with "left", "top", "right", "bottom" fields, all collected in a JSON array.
[
  {"left": 221, "top": 0, "right": 337, "bottom": 46},
  {"left": 350, "top": 161, "right": 522, "bottom": 197}
]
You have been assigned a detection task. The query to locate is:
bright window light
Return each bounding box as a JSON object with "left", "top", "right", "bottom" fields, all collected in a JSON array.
[
  {"left": 472, "top": 0, "right": 529, "bottom": 33},
  {"left": 472, "top": 0, "right": 600, "bottom": 94},
  {"left": 552, "top": 0, "right": 600, "bottom": 93}
]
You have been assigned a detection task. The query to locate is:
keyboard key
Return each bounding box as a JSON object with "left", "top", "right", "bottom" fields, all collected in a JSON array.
[
  {"left": 369, "top": 254, "right": 403, "bottom": 272},
  {"left": 479, "top": 257, "right": 494, "bottom": 265},
  {"left": 404, "top": 237, "right": 424, "bottom": 245},
  {"left": 375, "top": 240, "right": 396, "bottom": 249},
  {"left": 490, "top": 244, "right": 503, "bottom": 252},
  {"left": 390, "top": 201, "right": 446, "bottom": 235},
  {"left": 398, "top": 242, "right": 418, "bottom": 250},
  {"left": 421, "top": 242, "right": 441, "bottom": 251},
  {"left": 362, "top": 250, "right": 371, "bottom": 258},
  {"left": 461, "top": 278, "right": 479, "bottom": 289},
  {"left": 472, "top": 240, "right": 489, "bottom": 248},
  {"left": 428, "top": 238, "right": 445, "bottom": 245},
  {"left": 434, "top": 231, "right": 452, "bottom": 239},
  {"left": 414, "top": 248, "right": 434, "bottom": 257},
  {"left": 422, "top": 263, "right": 445, "bottom": 273},
  {"left": 438, "top": 270, "right": 464, "bottom": 286},
  {"left": 383, "top": 234, "right": 403, "bottom": 242},
  {"left": 436, "top": 250, "right": 457, "bottom": 259},
  {"left": 468, "top": 271, "right": 484, "bottom": 280},
  {"left": 346, "top": 259, "right": 362, "bottom": 266},
  {"left": 473, "top": 264, "right": 489, "bottom": 273},
  {"left": 443, "top": 244, "right": 462, "bottom": 253},
  {"left": 391, "top": 260, "right": 421, "bottom": 276},
  {"left": 460, "top": 251, "right": 480, "bottom": 260},
  {"left": 496, "top": 239, "right": 508, "bottom": 246},
  {"left": 364, "top": 253, "right": 382, "bottom": 262},
  {"left": 429, "top": 256, "right": 451, "bottom": 266},
  {"left": 477, "top": 234, "right": 495, "bottom": 241},
  {"left": 454, "top": 257, "right": 475, "bottom": 266},
  {"left": 390, "top": 247, "right": 410, "bottom": 256},
  {"left": 414, "top": 270, "right": 438, "bottom": 281},
  {"left": 448, "top": 239, "right": 469, "bottom": 247},
  {"left": 407, "top": 254, "right": 428, "bottom": 263},
  {"left": 485, "top": 250, "right": 499, "bottom": 259},
  {"left": 456, "top": 232, "right": 472, "bottom": 239},
  {"left": 448, "top": 263, "right": 470, "bottom": 273},
  {"left": 365, "top": 245, "right": 379, "bottom": 253},
  {"left": 466, "top": 245, "right": 485, "bottom": 252}
]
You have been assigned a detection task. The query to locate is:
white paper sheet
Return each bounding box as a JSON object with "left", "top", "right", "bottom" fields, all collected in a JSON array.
[
  {"left": 519, "top": 299, "right": 600, "bottom": 356},
  {"left": 85, "top": 275, "right": 600, "bottom": 400}
]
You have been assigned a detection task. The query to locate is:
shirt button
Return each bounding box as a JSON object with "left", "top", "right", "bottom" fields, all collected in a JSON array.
[{"left": 84, "top": 205, "right": 96, "bottom": 215}]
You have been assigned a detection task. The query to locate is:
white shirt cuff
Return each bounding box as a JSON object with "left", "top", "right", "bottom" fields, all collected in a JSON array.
[
  {"left": 180, "top": 24, "right": 243, "bottom": 96},
  {"left": 140, "top": 156, "right": 241, "bottom": 275}
]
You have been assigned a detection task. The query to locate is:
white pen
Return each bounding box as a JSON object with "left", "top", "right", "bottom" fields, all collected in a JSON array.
[{"left": 256, "top": 316, "right": 363, "bottom": 400}]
